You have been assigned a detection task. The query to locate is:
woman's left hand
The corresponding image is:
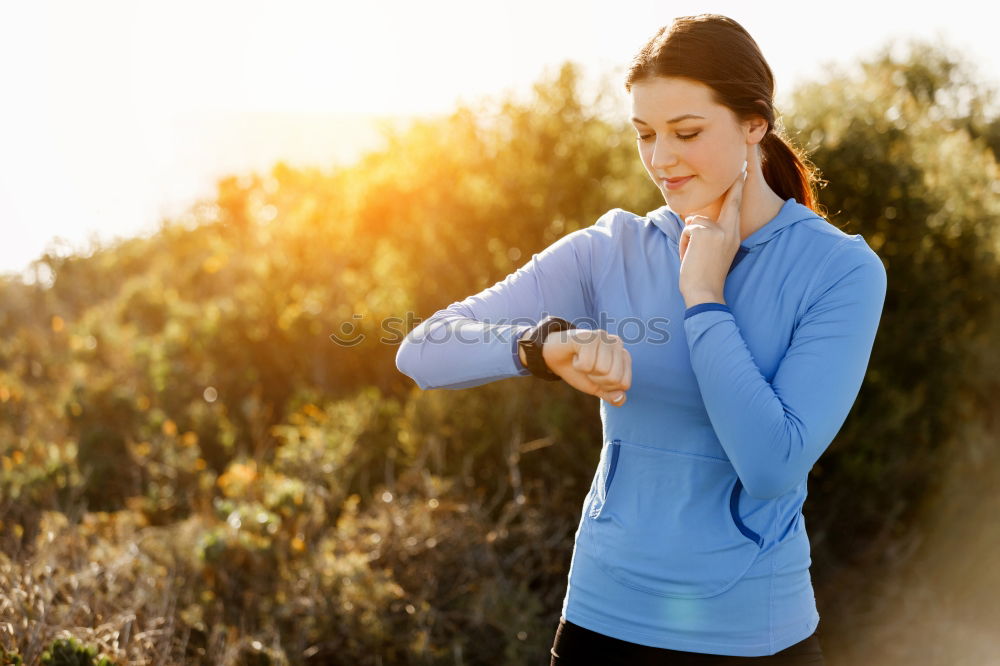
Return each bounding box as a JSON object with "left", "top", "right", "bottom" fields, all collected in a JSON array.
[{"left": 678, "top": 160, "right": 747, "bottom": 307}]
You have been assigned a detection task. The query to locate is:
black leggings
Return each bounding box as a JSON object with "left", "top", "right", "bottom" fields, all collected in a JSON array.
[{"left": 550, "top": 617, "right": 825, "bottom": 665}]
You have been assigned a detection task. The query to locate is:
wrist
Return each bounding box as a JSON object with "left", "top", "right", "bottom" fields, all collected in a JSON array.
[
  {"left": 683, "top": 290, "right": 726, "bottom": 309},
  {"left": 518, "top": 316, "right": 572, "bottom": 381}
]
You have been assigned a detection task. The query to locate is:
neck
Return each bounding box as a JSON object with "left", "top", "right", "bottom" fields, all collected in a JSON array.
[{"left": 685, "top": 172, "right": 786, "bottom": 244}]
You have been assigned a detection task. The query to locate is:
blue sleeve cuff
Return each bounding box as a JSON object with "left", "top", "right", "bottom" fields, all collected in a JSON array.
[
  {"left": 511, "top": 326, "right": 533, "bottom": 376},
  {"left": 684, "top": 302, "right": 731, "bottom": 320}
]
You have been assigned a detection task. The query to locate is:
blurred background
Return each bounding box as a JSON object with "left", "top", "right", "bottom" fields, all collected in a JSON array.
[{"left": 1, "top": 1, "right": 999, "bottom": 664}]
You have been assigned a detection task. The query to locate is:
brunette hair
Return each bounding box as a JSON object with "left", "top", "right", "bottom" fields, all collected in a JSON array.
[{"left": 625, "top": 14, "right": 825, "bottom": 214}]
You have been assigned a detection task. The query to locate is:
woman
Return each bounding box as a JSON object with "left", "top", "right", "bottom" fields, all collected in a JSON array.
[{"left": 395, "top": 13, "right": 886, "bottom": 665}]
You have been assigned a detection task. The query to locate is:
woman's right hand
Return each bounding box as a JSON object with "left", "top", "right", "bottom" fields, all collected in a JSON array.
[{"left": 542, "top": 328, "right": 632, "bottom": 406}]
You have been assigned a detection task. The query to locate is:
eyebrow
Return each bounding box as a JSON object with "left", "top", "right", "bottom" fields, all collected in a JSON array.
[{"left": 631, "top": 114, "right": 706, "bottom": 125}]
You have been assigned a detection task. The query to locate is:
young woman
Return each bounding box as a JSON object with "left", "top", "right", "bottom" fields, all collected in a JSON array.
[{"left": 395, "top": 13, "right": 886, "bottom": 665}]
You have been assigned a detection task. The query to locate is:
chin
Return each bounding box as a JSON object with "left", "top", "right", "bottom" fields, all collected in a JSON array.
[
  {"left": 667, "top": 200, "right": 691, "bottom": 218},
  {"left": 665, "top": 194, "right": 705, "bottom": 218},
  {"left": 667, "top": 190, "right": 721, "bottom": 219}
]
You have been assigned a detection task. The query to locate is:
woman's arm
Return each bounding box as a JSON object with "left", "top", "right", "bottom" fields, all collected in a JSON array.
[
  {"left": 395, "top": 209, "right": 623, "bottom": 390},
  {"left": 683, "top": 236, "right": 888, "bottom": 500}
]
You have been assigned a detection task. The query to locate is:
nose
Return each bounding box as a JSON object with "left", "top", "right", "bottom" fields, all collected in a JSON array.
[{"left": 649, "top": 135, "right": 677, "bottom": 174}]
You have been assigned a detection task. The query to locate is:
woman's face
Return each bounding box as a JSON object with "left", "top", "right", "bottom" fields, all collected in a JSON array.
[{"left": 629, "top": 76, "right": 749, "bottom": 219}]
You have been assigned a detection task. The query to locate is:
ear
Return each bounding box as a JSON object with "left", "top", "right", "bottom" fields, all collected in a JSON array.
[{"left": 743, "top": 114, "right": 769, "bottom": 144}]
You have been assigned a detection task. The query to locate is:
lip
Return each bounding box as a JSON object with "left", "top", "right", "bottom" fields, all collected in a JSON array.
[{"left": 662, "top": 175, "right": 694, "bottom": 190}]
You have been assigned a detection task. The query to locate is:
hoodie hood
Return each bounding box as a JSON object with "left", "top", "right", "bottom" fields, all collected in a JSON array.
[{"left": 646, "top": 197, "right": 821, "bottom": 250}]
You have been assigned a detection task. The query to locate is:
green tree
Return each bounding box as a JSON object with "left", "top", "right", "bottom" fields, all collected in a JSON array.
[{"left": 784, "top": 36, "right": 1000, "bottom": 570}]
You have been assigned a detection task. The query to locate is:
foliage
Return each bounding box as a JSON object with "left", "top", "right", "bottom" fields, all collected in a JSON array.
[
  {"left": 0, "top": 646, "right": 24, "bottom": 665},
  {"left": 783, "top": 38, "right": 1000, "bottom": 567},
  {"left": 40, "top": 637, "right": 114, "bottom": 666}
]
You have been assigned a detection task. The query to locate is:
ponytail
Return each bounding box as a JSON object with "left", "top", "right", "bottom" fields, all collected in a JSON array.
[{"left": 760, "top": 129, "right": 827, "bottom": 216}]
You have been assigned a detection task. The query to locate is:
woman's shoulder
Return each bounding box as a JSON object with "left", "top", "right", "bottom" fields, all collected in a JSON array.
[
  {"left": 585, "top": 206, "right": 671, "bottom": 243},
  {"left": 789, "top": 216, "right": 886, "bottom": 302},
  {"left": 556, "top": 207, "right": 647, "bottom": 251},
  {"left": 589, "top": 207, "right": 644, "bottom": 234},
  {"left": 788, "top": 206, "right": 884, "bottom": 269},
  {"left": 532, "top": 208, "right": 639, "bottom": 273}
]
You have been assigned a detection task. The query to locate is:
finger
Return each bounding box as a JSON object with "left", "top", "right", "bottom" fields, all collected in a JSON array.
[
  {"left": 621, "top": 348, "right": 632, "bottom": 391},
  {"left": 598, "top": 347, "right": 628, "bottom": 404},
  {"left": 592, "top": 337, "right": 615, "bottom": 376},
  {"left": 679, "top": 228, "right": 689, "bottom": 261},
  {"left": 684, "top": 219, "right": 713, "bottom": 231},
  {"left": 597, "top": 329, "right": 621, "bottom": 349},
  {"left": 723, "top": 169, "right": 745, "bottom": 212},
  {"left": 599, "top": 344, "right": 623, "bottom": 389},
  {"left": 684, "top": 214, "right": 711, "bottom": 226},
  {"left": 719, "top": 170, "right": 745, "bottom": 234},
  {"left": 573, "top": 332, "right": 599, "bottom": 372},
  {"left": 600, "top": 389, "right": 627, "bottom": 406}
]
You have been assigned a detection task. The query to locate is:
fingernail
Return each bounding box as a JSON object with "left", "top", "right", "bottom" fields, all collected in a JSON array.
[
  {"left": 611, "top": 392, "right": 624, "bottom": 403},
  {"left": 742, "top": 159, "right": 748, "bottom": 180}
]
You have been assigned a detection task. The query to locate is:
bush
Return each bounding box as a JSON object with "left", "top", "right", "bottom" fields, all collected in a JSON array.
[
  {"left": 0, "top": 646, "right": 24, "bottom": 665},
  {"left": 40, "top": 637, "right": 114, "bottom": 666}
]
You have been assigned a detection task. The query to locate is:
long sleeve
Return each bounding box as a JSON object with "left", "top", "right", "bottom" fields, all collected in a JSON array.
[
  {"left": 395, "top": 209, "right": 622, "bottom": 390},
  {"left": 682, "top": 236, "right": 887, "bottom": 500}
]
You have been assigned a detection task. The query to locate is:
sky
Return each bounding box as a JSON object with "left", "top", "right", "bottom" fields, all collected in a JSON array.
[{"left": 1, "top": 0, "right": 997, "bottom": 280}]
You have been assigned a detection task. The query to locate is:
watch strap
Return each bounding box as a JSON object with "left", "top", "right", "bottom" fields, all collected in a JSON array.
[{"left": 517, "top": 315, "right": 573, "bottom": 381}]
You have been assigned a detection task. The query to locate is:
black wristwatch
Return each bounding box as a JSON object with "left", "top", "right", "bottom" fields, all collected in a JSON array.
[{"left": 517, "top": 315, "right": 574, "bottom": 381}]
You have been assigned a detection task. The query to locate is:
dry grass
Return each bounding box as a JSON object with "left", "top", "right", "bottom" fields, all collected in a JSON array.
[{"left": 1, "top": 511, "right": 195, "bottom": 665}]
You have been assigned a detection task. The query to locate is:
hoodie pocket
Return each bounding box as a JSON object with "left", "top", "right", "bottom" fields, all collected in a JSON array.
[
  {"left": 584, "top": 438, "right": 763, "bottom": 599},
  {"left": 588, "top": 440, "right": 621, "bottom": 519}
]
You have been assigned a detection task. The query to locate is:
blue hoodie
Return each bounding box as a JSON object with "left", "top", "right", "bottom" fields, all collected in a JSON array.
[{"left": 395, "top": 197, "right": 887, "bottom": 656}]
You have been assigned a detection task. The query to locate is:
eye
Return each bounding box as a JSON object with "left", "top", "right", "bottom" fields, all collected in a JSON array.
[{"left": 635, "top": 131, "right": 700, "bottom": 142}]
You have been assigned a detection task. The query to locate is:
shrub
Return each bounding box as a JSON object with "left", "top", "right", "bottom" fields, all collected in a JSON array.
[{"left": 40, "top": 637, "right": 114, "bottom": 666}]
